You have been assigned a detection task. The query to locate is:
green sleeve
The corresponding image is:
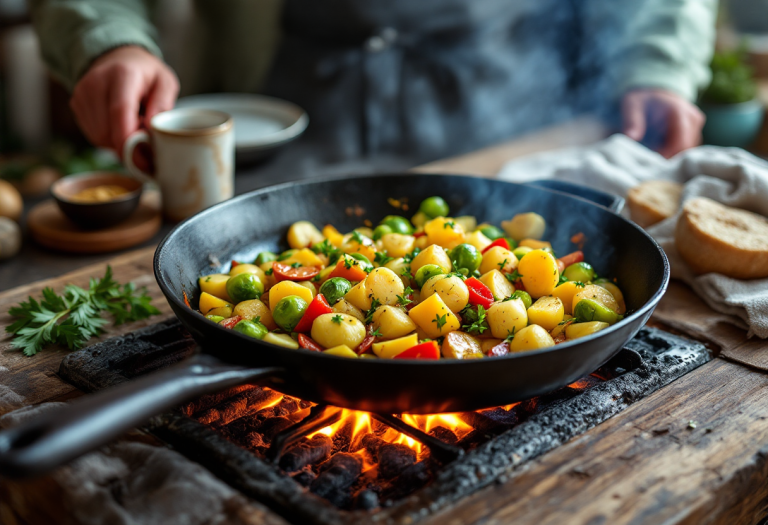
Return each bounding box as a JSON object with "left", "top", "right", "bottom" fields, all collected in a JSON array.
[
  {"left": 615, "top": 0, "right": 718, "bottom": 101},
  {"left": 29, "top": 0, "right": 163, "bottom": 90}
]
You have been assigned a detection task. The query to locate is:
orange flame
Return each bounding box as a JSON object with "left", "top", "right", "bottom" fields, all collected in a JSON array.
[{"left": 259, "top": 395, "right": 285, "bottom": 411}]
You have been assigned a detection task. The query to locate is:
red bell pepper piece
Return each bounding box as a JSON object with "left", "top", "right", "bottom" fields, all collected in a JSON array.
[
  {"left": 231, "top": 260, "right": 241, "bottom": 268},
  {"left": 219, "top": 315, "right": 243, "bottom": 329},
  {"left": 485, "top": 341, "right": 510, "bottom": 357},
  {"left": 557, "top": 250, "right": 584, "bottom": 272},
  {"left": 481, "top": 238, "right": 510, "bottom": 254},
  {"left": 465, "top": 277, "right": 494, "bottom": 309},
  {"left": 356, "top": 334, "right": 376, "bottom": 355},
  {"left": 293, "top": 294, "right": 333, "bottom": 333},
  {"left": 413, "top": 231, "right": 426, "bottom": 238},
  {"left": 273, "top": 262, "right": 321, "bottom": 282},
  {"left": 298, "top": 333, "right": 324, "bottom": 352},
  {"left": 394, "top": 340, "right": 440, "bottom": 359}
]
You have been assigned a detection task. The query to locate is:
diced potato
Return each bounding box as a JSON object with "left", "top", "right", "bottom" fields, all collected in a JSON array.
[
  {"left": 344, "top": 280, "right": 372, "bottom": 311},
  {"left": 550, "top": 318, "right": 575, "bottom": 339},
  {"left": 381, "top": 233, "right": 416, "bottom": 258},
  {"left": 199, "top": 292, "right": 233, "bottom": 316},
  {"left": 269, "top": 281, "right": 314, "bottom": 310},
  {"left": 230, "top": 264, "right": 267, "bottom": 284},
  {"left": 454, "top": 216, "right": 477, "bottom": 233},
  {"left": 317, "top": 264, "right": 337, "bottom": 285},
  {"left": 414, "top": 236, "right": 429, "bottom": 249},
  {"left": 479, "top": 246, "right": 518, "bottom": 275},
  {"left": 565, "top": 321, "right": 610, "bottom": 340},
  {"left": 502, "top": 212, "right": 546, "bottom": 241},
  {"left": 366, "top": 267, "right": 405, "bottom": 306},
  {"left": 341, "top": 233, "right": 376, "bottom": 262},
  {"left": 518, "top": 249, "right": 559, "bottom": 298},
  {"left": 311, "top": 313, "right": 366, "bottom": 349},
  {"left": 551, "top": 281, "right": 584, "bottom": 315},
  {"left": 264, "top": 333, "right": 299, "bottom": 349},
  {"left": 410, "top": 244, "right": 452, "bottom": 275},
  {"left": 526, "top": 296, "right": 565, "bottom": 331},
  {"left": 519, "top": 239, "right": 552, "bottom": 250},
  {"left": 207, "top": 306, "right": 233, "bottom": 318},
  {"left": 595, "top": 282, "right": 626, "bottom": 314},
  {"left": 480, "top": 338, "right": 504, "bottom": 355},
  {"left": 199, "top": 274, "right": 231, "bottom": 301},
  {"left": 408, "top": 293, "right": 461, "bottom": 338},
  {"left": 279, "top": 248, "right": 324, "bottom": 268},
  {"left": 322, "top": 224, "right": 345, "bottom": 247},
  {"left": 572, "top": 285, "right": 620, "bottom": 314},
  {"left": 372, "top": 305, "right": 417, "bottom": 340},
  {"left": 479, "top": 269, "right": 515, "bottom": 300},
  {"left": 463, "top": 230, "right": 492, "bottom": 252},
  {"left": 296, "top": 281, "right": 317, "bottom": 298},
  {"left": 441, "top": 331, "right": 484, "bottom": 359},
  {"left": 287, "top": 221, "right": 324, "bottom": 249},
  {"left": 424, "top": 217, "right": 465, "bottom": 250},
  {"left": 420, "top": 274, "right": 469, "bottom": 313},
  {"left": 372, "top": 333, "right": 419, "bottom": 358},
  {"left": 333, "top": 298, "right": 366, "bottom": 322},
  {"left": 384, "top": 257, "right": 411, "bottom": 287},
  {"left": 324, "top": 345, "right": 359, "bottom": 358},
  {"left": 509, "top": 325, "right": 555, "bottom": 352},
  {"left": 411, "top": 211, "right": 428, "bottom": 227},
  {"left": 486, "top": 298, "right": 528, "bottom": 339},
  {"left": 233, "top": 299, "right": 277, "bottom": 330}
]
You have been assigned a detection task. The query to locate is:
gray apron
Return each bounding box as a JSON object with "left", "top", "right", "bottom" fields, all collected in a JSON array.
[{"left": 264, "top": 0, "right": 612, "bottom": 165}]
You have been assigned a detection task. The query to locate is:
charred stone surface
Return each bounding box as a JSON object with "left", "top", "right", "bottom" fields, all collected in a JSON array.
[{"left": 60, "top": 322, "right": 711, "bottom": 525}]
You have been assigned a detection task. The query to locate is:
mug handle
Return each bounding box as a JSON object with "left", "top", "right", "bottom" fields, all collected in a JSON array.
[{"left": 123, "top": 130, "right": 152, "bottom": 177}]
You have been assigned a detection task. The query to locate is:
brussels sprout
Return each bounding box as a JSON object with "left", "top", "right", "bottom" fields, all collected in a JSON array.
[
  {"left": 564, "top": 262, "right": 596, "bottom": 283},
  {"left": 233, "top": 319, "right": 269, "bottom": 339},
  {"left": 319, "top": 277, "right": 352, "bottom": 304},
  {"left": 272, "top": 295, "right": 309, "bottom": 331},
  {"left": 419, "top": 196, "right": 450, "bottom": 219},
  {"left": 226, "top": 273, "right": 264, "bottom": 303},
  {"left": 205, "top": 314, "right": 225, "bottom": 323},
  {"left": 510, "top": 290, "right": 532, "bottom": 310},
  {"left": 449, "top": 243, "right": 482, "bottom": 273},
  {"left": 414, "top": 264, "right": 444, "bottom": 288},
  {"left": 478, "top": 225, "right": 505, "bottom": 241},
  {"left": 380, "top": 215, "right": 414, "bottom": 235},
  {"left": 573, "top": 298, "right": 623, "bottom": 325},
  {"left": 373, "top": 224, "right": 393, "bottom": 241},
  {"left": 512, "top": 246, "right": 533, "bottom": 261},
  {"left": 254, "top": 251, "right": 278, "bottom": 265}
]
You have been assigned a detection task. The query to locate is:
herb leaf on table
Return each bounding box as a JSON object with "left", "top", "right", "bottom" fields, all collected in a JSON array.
[{"left": 6, "top": 266, "right": 161, "bottom": 356}]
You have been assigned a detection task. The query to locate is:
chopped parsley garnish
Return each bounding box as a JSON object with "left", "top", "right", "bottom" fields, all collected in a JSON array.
[
  {"left": 365, "top": 297, "right": 382, "bottom": 324},
  {"left": 505, "top": 270, "right": 523, "bottom": 282},
  {"left": 443, "top": 221, "right": 456, "bottom": 229},
  {"left": 374, "top": 251, "right": 395, "bottom": 266},
  {"left": 461, "top": 304, "right": 488, "bottom": 335},
  {"left": 403, "top": 247, "right": 421, "bottom": 264},
  {"left": 331, "top": 314, "right": 343, "bottom": 324},
  {"left": 351, "top": 230, "right": 365, "bottom": 244},
  {"left": 290, "top": 262, "right": 302, "bottom": 268},
  {"left": 370, "top": 327, "right": 383, "bottom": 338},
  {"left": 558, "top": 274, "right": 569, "bottom": 285},
  {"left": 396, "top": 286, "right": 414, "bottom": 307},
  {"left": 432, "top": 313, "right": 448, "bottom": 330},
  {"left": 504, "top": 327, "right": 517, "bottom": 343},
  {"left": 497, "top": 259, "right": 508, "bottom": 270},
  {"left": 574, "top": 281, "right": 586, "bottom": 288},
  {"left": 265, "top": 268, "right": 274, "bottom": 276}
]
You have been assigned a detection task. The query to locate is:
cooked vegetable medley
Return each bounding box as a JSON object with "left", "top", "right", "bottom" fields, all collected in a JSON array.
[{"left": 196, "top": 198, "right": 627, "bottom": 360}]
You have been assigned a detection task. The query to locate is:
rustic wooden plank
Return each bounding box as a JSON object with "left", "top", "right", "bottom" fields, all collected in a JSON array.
[
  {"left": 423, "top": 358, "right": 768, "bottom": 525},
  {"left": 0, "top": 246, "right": 171, "bottom": 416}
]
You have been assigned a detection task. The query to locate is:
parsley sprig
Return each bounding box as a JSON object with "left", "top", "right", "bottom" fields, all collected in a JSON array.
[
  {"left": 6, "top": 266, "right": 160, "bottom": 356},
  {"left": 432, "top": 313, "right": 448, "bottom": 330},
  {"left": 374, "top": 251, "right": 395, "bottom": 266},
  {"left": 461, "top": 305, "right": 488, "bottom": 335},
  {"left": 396, "top": 286, "right": 414, "bottom": 307},
  {"left": 365, "top": 297, "right": 382, "bottom": 324}
]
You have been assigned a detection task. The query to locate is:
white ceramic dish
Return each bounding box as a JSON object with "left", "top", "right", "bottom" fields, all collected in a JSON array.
[{"left": 175, "top": 93, "right": 309, "bottom": 163}]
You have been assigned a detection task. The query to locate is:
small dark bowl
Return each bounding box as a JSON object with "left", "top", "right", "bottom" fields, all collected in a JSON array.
[{"left": 52, "top": 172, "right": 143, "bottom": 229}]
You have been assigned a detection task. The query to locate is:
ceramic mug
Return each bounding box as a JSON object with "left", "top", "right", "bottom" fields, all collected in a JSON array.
[{"left": 123, "top": 108, "right": 234, "bottom": 221}]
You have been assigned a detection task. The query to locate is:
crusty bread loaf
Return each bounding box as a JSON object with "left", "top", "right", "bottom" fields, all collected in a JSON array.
[
  {"left": 675, "top": 197, "right": 768, "bottom": 279},
  {"left": 627, "top": 180, "right": 683, "bottom": 227}
]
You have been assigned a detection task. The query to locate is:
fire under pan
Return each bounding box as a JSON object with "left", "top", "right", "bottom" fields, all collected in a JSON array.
[{"left": 59, "top": 320, "right": 710, "bottom": 525}]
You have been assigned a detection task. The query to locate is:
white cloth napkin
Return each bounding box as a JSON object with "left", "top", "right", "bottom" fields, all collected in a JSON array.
[{"left": 497, "top": 133, "right": 768, "bottom": 338}]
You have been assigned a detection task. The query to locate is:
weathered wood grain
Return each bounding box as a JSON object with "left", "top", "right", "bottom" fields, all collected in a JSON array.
[{"left": 424, "top": 358, "right": 768, "bottom": 525}]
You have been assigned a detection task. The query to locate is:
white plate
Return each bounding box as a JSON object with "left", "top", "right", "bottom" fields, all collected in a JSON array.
[{"left": 175, "top": 93, "right": 309, "bottom": 162}]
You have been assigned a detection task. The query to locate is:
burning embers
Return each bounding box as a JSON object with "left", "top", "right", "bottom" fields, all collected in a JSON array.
[{"left": 180, "top": 377, "right": 604, "bottom": 510}]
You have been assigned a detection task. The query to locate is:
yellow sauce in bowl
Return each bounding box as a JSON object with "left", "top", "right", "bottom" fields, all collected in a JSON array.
[{"left": 70, "top": 185, "right": 131, "bottom": 203}]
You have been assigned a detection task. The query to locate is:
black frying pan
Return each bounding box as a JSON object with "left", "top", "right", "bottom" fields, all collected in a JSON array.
[{"left": 0, "top": 174, "right": 668, "bottom": 478}]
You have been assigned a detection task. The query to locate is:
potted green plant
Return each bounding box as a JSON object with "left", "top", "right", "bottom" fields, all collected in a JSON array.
[{"left": 699, "top": 46, "right": 764, "bottom": 148}]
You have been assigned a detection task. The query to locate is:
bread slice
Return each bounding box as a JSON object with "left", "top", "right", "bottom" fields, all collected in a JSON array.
[
  {"left": 627, "top": 180, "right": 683, "bottom": 227},
  {"left": 675, "top": 197, "right": 768, "bottom": 279}
]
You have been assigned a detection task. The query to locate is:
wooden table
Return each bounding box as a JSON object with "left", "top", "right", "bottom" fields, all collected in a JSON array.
[{"left": 2, "top": 119, "right": 768, "bottom": 525}]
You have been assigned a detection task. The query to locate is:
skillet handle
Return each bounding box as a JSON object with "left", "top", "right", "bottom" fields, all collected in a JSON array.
[
  {"left": 524, "top": 180, "right": 625, "bottom": 213},
  {"left": 0, "top": 354, "right": 283, "bottom": 479}
]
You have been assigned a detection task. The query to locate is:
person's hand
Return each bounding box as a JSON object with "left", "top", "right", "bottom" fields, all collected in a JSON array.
[
  {"left": 70, "top": 45, "right": 179, "bottom": 158},
  {"left": 622, "top": 89, "right": 705, "bottom": 158}
]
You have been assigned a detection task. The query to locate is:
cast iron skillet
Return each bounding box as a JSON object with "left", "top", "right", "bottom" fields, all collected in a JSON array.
[{"left": 0, "top": 174, "right": 668, "bottom": 478}]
